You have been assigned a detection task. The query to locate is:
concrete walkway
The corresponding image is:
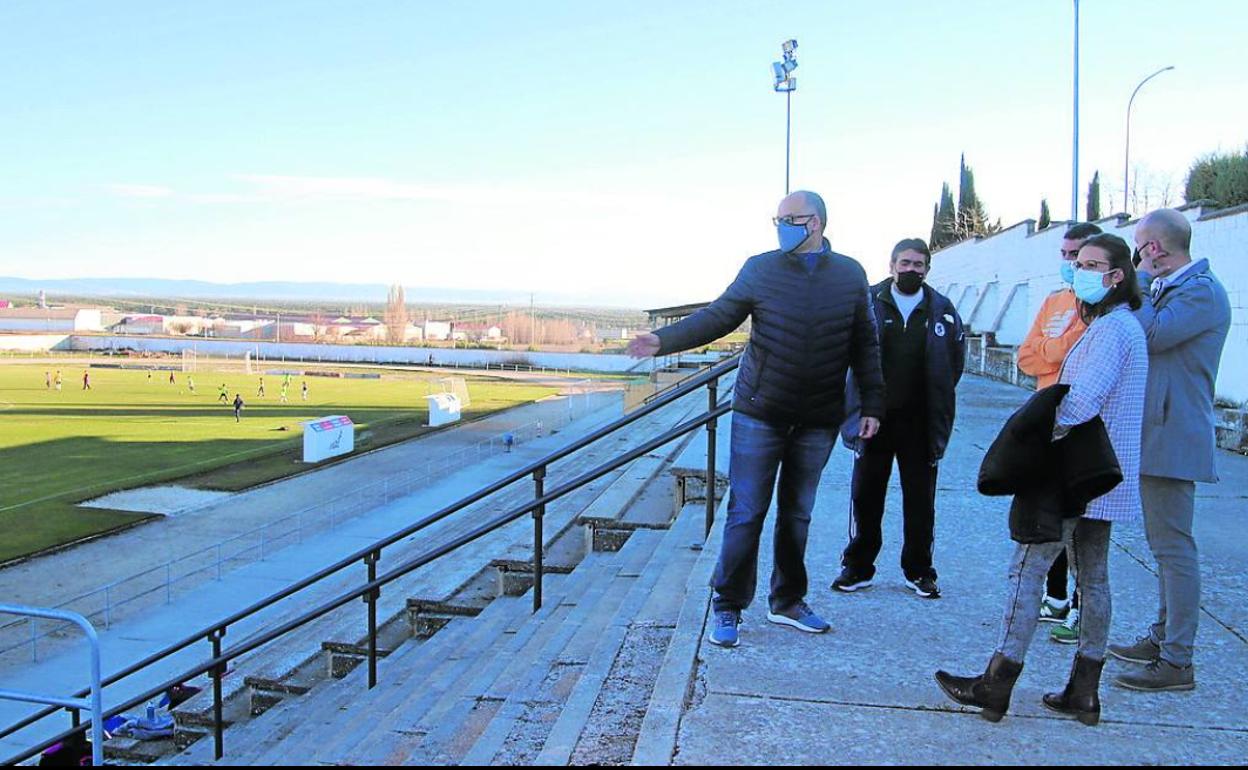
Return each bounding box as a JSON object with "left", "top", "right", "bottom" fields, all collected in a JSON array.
[{"left": 668, "top": 375, "right": 1248, "bottom": 765}]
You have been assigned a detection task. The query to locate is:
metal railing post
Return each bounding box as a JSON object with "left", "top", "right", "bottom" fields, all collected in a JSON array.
[
  {"left": 706, "top": 377, "right": 719, "bottom": 538},
  {"left": 364, "top": 550, "right": 380, "bottom": 689},
  {"left": 209, "top": 627, "right": 226, "bottom": 760},
  {"left": 532, "top": 465, "right": 546, "bottom": 613}
]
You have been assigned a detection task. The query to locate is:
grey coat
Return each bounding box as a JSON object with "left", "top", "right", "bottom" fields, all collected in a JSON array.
[{"left": 1132, "top": 258, "right": 1231, "bottom": 482}]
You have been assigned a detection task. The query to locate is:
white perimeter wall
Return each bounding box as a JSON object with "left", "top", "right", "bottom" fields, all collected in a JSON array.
[
  {"left": 69, "top": 335, "right": 650, "bottom": 373},
  {"left": 0, "top": 334, "right": 74, "bottom": 351},
  {"left": 926, "top": 203, "right": 1248, "bottom": 403}
]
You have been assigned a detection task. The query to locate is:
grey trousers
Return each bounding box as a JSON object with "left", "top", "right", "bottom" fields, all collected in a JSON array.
[
  {"left": 1141, "top": 474, "right": 1199, "bottom": 667},
  {"left": 997, "top": 518, "right": 1112, "bottom": 663}
]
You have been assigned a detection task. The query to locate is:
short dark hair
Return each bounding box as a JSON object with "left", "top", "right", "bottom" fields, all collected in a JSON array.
[
  {"left": 1077, "top": 233, "right": 1142, "bottom": 322},
  {"left": 1063, "top": 222, "right": 1102, "bottom": 241},
  {"left": 890, "top": 238, "right": 931, "bottom": 265}
]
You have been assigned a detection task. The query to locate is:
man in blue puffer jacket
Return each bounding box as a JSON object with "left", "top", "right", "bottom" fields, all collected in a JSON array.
[{"left": 629, "top": 191, "right": 885, "bottom": 647}]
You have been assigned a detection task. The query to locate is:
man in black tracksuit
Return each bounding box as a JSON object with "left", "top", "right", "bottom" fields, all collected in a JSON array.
[{"left": 834, "top": 238, "right": 965, "bottom": 599}]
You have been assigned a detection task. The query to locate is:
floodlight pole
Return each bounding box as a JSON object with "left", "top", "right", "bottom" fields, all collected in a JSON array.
[
  {"left": 773, "top": 40, "right": 798, "bottom": 197},
  {"left": 785, "top": 90, "right": 792, "bottom": 195}
]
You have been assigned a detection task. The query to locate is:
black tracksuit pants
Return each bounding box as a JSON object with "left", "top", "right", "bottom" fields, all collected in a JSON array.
[{"left": 842, "top": 408, "right": 937, "bottom": 582}]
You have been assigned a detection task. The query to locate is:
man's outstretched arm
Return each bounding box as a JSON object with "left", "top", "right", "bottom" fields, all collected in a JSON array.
[{"left": 628, "top": 260, "right": 755, "bottom": 358}]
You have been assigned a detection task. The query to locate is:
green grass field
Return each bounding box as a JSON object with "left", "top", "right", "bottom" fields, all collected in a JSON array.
[{"left": 0, "top": 363, "right": 556, "bottom": 563}]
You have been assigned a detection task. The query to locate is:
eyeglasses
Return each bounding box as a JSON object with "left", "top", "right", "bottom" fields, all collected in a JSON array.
[
  {"left": 1074, "top": 259, "right": 1112, "bottom": 271},
  {"left": 773, "top": 214, "right": 816, "bottom": 227},
  {"left": 1132, "top": 240, "right": 1158, "bottom": 265}
]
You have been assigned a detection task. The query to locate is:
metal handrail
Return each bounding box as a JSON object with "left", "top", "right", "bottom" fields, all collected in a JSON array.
[
  {"left": 0, "top": 606, "right": 103, "bottom": 767},
  {"left": 2, "top": 353, "right": 738, "bottom": 763}
]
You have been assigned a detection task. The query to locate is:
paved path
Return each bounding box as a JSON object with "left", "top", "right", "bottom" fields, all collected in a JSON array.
[{"left": 672, "top": 374, "right": 1248, "bottom": 764}]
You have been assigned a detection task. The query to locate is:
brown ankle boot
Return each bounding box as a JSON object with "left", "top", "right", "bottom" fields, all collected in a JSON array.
[
  {"left": 935, "top": 652, "right": 1024, "bottom": 722},
  {"left": 1043, "top": 653, "right": 1104, "bottom": 725}
]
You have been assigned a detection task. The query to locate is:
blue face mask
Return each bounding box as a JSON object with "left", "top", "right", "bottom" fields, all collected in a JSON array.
[
  {"left": 1072, "top": 268, "right": 1112, "bottom": 304},
  {"left": 777, "top": 221, "right": 809, "bottom": 253},
  {"left": 1060, "top": 260, "right": 1076, "bottom": 285}
]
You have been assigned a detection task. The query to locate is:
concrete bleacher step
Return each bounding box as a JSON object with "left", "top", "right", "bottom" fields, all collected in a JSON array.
[
  {"left": 170, "top": 557, "right": 435, "bottom": 738},
  {"left": 169, "top": 631, "right": 431, "bottom": 765},
  {"left": 295, "top": 566, "right": 591, "bottom": 767},
  {"left": 536, "top": 502, "right": 704, "bottom": 766},
  {"left": 631, "top": 493, "right": 729, "bottom": 766},
  {"left": 334, "top": 532, "right": 661, "bottom": 766},
  {"left": 485, "top": 395, "right": 702, "bottom": 593},
  {"left": 168, "top": 411, "right": 670, "bottom": 746},
  {"left": 453, "top": 529, "right": 668, "bottom": 766},
  {"left": 154, "top": 387, "right": 714, "bottom": 765},
  {"left": 168, "top": 572, "right": 569, "bottom": 766},
  {"left": 467, "top": 502, "right": 703, "bottom": 766}
]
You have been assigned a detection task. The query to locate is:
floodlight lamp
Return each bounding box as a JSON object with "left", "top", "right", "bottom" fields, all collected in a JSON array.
[
  {"left": 782, "top": 58, "right": 797, "bottom": 74},
  {"left": 782, "top": 39, "right": 797, "bottom": 55}
]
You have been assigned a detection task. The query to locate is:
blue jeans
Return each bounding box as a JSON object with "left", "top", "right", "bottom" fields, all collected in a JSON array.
[{"left": 711, "top": 411, "right": 837, "bottom": 614}]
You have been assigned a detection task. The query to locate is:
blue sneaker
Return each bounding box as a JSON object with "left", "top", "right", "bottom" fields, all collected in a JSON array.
[
  {"left": 709, "top": 610, "right": 740, "bottom": 647},
  {"left": 766, "top": 601, "right": 831, "bottom": 633}
]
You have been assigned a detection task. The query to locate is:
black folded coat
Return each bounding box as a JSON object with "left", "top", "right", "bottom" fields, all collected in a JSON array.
[{"left": 978, "top": 384, "right": 1123, "bottom": 543}]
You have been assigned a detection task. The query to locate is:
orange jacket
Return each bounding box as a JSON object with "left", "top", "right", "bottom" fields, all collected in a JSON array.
[{"left": 1017, "top": 289, "right": 1086, "bottom": 390}]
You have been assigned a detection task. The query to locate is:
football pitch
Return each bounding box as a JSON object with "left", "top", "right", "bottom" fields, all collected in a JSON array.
[{"left": 0, "top": 362, "right": 557, "bottom": 563}]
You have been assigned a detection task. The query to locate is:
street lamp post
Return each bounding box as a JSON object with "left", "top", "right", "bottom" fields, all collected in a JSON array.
[
  {"left": 772, "top": 40, "right": 798, "bottom": 195},
  {"left": 1071, "top": 0, "right": 1080, "bottom": 221},
  {"left": 1124, "top": 65, "right": 1175, "bottom": 214}
]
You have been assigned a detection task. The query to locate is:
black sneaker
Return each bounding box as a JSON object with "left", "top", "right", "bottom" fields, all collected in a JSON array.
[
  {"left": 831, "top": 567, "right": 873, "bottom": 593},
  {"left": 905, "top": 576, "right": 941, "bottom": 599}
]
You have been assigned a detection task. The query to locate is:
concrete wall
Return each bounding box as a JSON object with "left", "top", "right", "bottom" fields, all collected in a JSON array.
[
  {"left": 928, "top": 202, "right": 1248, "bottom": 403},
  {"left": 0, "top": 318, "right": 76, "bottom": 333},
  {"left": 0, "top": 334, "right": 74, "bottom": 351},
  {"left": 69, "top": 334, "right": 650, "bottom": 373}
]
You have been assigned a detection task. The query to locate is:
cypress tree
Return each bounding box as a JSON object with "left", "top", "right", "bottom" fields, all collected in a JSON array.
[
  {"left": 933, "top": 183, "right": 956, "bottom": 247},
  {"left": 1087, "top": 171, "right": 1102, "bottom": 221},
  {"left": 1039, "top": 199, "right": 1051, "bottom": 229}
]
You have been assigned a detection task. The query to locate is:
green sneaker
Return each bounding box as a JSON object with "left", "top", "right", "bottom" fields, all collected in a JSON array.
[
  {"left": 1050, "top": 608, "right": 1080, "bottom": 644},
  {"left": 1039, "top": 596, "right": 1071, "bottom": 623}
]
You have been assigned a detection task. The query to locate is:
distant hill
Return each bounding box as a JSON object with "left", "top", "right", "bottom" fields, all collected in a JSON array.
[{"left": 0, "top": 276, "right": 674, "bottom": 310}]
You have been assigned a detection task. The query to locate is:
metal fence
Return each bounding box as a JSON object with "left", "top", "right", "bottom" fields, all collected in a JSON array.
[{"left": 0, "top": 388, "right": 606, "bottom": 663}]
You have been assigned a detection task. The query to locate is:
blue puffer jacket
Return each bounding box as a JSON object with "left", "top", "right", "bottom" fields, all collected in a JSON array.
[
  {"left": 841, "top": 279, "right": 966, "bottom": 462},
  {"left": 654, "top": 241, "right": 885, "bottom": 427}
]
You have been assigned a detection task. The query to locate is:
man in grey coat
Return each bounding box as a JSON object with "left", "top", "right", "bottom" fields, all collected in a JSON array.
[{"left": 1108, "top": 208, "right": 1231, "bottom": 691}]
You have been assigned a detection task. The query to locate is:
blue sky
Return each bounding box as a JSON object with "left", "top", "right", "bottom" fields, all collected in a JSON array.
[{"left": 1, "top": 1, "right": 1245, "bottom": 307}]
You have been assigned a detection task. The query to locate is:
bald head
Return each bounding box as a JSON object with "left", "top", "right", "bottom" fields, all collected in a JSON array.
[
  {"left": 776, "top": 190, "right": 827, "bottom": 253},
  {"left": 1135, "top": 208, "right": 1193, "bottom": 278},
  {"left": 1138, "top": 209, "right": 1192, "bottom": 254}
]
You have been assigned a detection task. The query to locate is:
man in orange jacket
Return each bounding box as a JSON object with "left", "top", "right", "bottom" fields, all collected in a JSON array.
[{"left": 1017, "top": 221, "right": 1101, "bottom": 643}]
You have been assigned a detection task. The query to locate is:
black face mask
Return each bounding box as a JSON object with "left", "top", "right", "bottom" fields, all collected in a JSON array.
[{"left": 895, "top": 271, "right": 924, "bottom": 295}]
